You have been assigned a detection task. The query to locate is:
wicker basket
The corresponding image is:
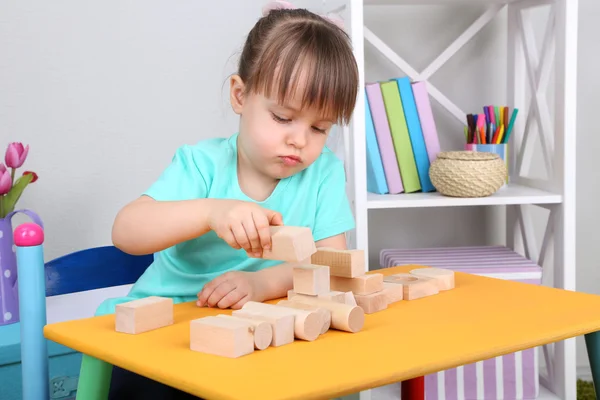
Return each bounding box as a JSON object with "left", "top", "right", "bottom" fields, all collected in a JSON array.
[{"left": 429, "top": 151, "right": 507, "bottom": 197}]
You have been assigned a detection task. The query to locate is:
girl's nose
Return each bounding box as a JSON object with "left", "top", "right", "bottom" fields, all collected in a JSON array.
[{"left": 286, "top": 129, "right": 308, "bottom": 149}]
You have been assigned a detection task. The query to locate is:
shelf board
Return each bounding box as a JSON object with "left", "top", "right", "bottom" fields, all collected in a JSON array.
[
  {"left": 367, "top": 184, "right": 562, "bottom": 209},
  {"left": 364, "top": 0, "right": 518, "bottom": 4}
]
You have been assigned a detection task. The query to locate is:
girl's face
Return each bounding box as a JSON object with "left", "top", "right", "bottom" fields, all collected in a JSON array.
[{"left": 230, "top": 75, "right": 334, "bottom": 181}]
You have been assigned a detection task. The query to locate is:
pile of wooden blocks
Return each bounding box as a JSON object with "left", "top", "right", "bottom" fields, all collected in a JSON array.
[{"left": 113, "top": 225, "right": 456, "bottom": 358}]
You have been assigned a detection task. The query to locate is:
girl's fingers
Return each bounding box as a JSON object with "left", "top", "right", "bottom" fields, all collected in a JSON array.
[
  {"left": 216, "top": 289, "right": 246, "bottom": 309},
  {"left": 253, "top": 211, "right": 272, "bottom": 251},
  {"left": 219, "top": 228, "right": 241, "bottom": 250},
  {"left": 231, "top": 223, "right": 251, "bottom": 252},
  {"left": 205, "top": 279, "right": 237, "bottom": 308},
  {"left": 242, "top": 215, "right": 262, "bottom": 256},
  {"left": 197, "top": 273, "right": 231, "bottom": 306},
  {"left": 230, "top": 294, "right": 250, "bottom": 310}
]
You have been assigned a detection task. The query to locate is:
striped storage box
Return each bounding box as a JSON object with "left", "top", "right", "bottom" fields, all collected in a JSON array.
[{"left": 379, "top": 246, "right": 542, "bottom": 400}]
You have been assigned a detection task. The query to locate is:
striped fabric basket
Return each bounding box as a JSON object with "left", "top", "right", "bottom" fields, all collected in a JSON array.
[{"left": 379, "top": 246, "right": 542, "bottom": 400}]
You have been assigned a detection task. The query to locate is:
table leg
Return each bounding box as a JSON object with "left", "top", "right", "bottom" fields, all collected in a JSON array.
[
  {"left": 585, "top": 330, "right": 600, "bottom": 396},
  {"left": 401, "top": 376, "right": 425, "bottom": 400},
  {"left": 76, "top": 354, "right": 113, "bottom": 400}
]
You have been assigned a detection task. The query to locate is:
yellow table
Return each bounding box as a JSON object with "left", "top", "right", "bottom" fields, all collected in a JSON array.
[{"left": 44, "top": 266, "right": 600, "bottom": 399}]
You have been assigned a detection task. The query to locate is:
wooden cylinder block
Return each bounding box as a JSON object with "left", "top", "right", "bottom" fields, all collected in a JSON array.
[
  {"left": 288, "top": 295, "right": 364, "bottom": 333},
  {"left": 241, "top": 301, "right": 322, "bottom": 341},
  {"left": 216, "top": 315, "right": 272, "bottom": 350},
  {"left": 276, "top": 300, "right": 331, "bottom": 334}
]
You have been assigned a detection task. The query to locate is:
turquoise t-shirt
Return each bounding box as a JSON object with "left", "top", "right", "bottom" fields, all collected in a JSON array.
[{"left": 95, "top": 133, "right": 355, "bottom": 315}]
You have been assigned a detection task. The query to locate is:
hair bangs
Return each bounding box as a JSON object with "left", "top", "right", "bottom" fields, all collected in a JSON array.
[{"left": 248, "top": 21, "right": 358, "bottom": 125}]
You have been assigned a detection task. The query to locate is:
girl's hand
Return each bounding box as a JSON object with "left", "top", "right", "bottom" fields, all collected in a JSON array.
[
  {"left": 196, "top": 271, "right": 264, "bottom": 309},
  {"left": 208, "top": 199, "right": 283, "bottom": 257}
]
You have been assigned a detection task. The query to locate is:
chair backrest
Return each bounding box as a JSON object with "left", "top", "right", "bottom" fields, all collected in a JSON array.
[{"left": 45, "top": 246, "right": 154, "bottom": 296}]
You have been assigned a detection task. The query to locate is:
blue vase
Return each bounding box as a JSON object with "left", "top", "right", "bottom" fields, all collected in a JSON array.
[{"left": 0, "top": 209, "right": 43, "bottom": 326}]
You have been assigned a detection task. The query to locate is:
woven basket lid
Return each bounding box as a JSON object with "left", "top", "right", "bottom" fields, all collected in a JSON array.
[{"left": 436, "top": 151, "right": 500, "bottom": 161}]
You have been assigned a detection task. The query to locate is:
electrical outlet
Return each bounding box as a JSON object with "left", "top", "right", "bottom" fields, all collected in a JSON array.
[{"left": 50, "top": 375, "right": 78, "bottom": 399}]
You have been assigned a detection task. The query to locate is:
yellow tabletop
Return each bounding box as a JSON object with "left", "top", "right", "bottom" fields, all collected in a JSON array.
[{"left": 44, "top": 265, "right": 600, "bottom": 400}]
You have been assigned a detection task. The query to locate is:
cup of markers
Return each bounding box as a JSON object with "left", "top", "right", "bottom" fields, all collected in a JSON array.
[{"left": 463, "top": 105, "right": 518, "bottom": 185}]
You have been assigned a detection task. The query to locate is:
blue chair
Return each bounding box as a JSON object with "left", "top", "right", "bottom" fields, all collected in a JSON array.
[{"left": 10, "top": 222, "right": 153, "bottom": 400}]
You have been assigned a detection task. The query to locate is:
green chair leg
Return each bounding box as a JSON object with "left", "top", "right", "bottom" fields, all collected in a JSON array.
[
  {"left": 76, "top": 354, "right": 113, "bottom": 400},
  {"left": 585, "top": 330, "right": 600, "bottom": 397}
]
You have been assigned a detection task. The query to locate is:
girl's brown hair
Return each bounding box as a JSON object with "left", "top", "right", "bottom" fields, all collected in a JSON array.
[{"left": 237, "top": 8, "right": 359, "bottom": 125}]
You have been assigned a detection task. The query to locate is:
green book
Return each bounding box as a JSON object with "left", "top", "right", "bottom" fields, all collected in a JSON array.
[{"left": 379, "top": 81, "right": 421, "bottom": 192}]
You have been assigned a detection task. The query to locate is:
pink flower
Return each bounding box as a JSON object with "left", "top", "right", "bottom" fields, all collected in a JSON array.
[
  {"left": 0, "top": 164, "right": 11, "bottom": 195},
  {"left": 5, "top": 142, "right": 29, "bottom": 168}
]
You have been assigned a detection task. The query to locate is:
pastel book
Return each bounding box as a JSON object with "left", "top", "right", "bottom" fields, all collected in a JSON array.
[
  {"left": 394, "top": 77, "right": 434, "bottom": 192},
  {"left": 379, "top": 80, "right": 420, "bottom": 193},
  {"left": 380, "top": 245, "right": 542, "bottom": 399},
  {"left": 365, "top": 82, "right": 404, "bottom": 194},
  {"left": 364, "top": 89, "right": 389, "bottom": 194},
  {"left": 411, "top": 81, "right": 441, "bottom": 164}
]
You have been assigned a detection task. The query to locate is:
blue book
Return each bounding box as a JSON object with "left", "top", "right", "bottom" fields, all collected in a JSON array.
[
  {"left": 364, "top": 90, "right": 389, "bottom": 194},
  {"left": 394, "top": 77, "right": 435, "bottom": 192}
]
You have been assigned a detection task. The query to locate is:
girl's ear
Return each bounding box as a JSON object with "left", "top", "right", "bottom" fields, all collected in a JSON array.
[{"left": 230, "top": 75, "right": 246, "bottom": 114}]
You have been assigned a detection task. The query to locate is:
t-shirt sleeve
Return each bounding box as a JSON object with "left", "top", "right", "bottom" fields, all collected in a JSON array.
[
  {"left": 312, "top": 157, "right": 356, "bottom": 242},
  {"left": 143, "top": 145, "right": 208, "bottom": 201}
]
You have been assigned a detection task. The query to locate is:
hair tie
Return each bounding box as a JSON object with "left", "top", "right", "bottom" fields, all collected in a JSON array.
[{"left": 261, "top": 0, "right": 345, "bottom": 30}]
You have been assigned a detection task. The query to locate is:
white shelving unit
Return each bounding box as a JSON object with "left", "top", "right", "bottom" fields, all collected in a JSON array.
[{"left": 334, "top": 0, "right": 578, "bottom": 399}]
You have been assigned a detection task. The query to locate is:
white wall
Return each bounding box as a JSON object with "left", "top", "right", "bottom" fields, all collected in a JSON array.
[{"left": 1, "top": 0, "right": 598, "bottom": 374}]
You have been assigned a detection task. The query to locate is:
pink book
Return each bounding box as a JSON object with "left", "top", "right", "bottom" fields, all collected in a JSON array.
[
  {"left": 365, "top": 83, "right": 404, "bottom": 194},
  {"left": 411, "top": 81, "right": 441, "bottom": 163}
]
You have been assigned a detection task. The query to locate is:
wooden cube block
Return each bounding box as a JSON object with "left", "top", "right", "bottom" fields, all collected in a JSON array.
[
  {"left": 293, "top": 264, "right": 330, "bottom": 295},
  {"left": 384, "top": 273, "right": 439, "bottom": 300},
  {"left": 215, "top": 315, "right": 272, "bottom": 350},
  {"left": 115, "top": 296, "right": 173, "bottom": 334},
  {"left": 261, "top": 226, "right": 316, "bottom": 262},
  {"left": 354, "top": 291, "right": 388, "bottom": 314},
  {"left": 382, "top": 281, "right": 404, "bottom": 303},
  {"left": 410, "top": 267, "right": 455, "bottom": 290},
  {"left": 241, "top": 301, "right": 322, "bottom": 341},
  {"left": 330, "top": 273, "right": 383, "bottom": 295},
  {"left": 310, "top": 247, "right": 365, "bottom": 278},
  {"left": 232, "top": 309, "right": 294, "bottom": 347},
  {"left": 190, "top": 316, "right": 254, "bottom": 358}
]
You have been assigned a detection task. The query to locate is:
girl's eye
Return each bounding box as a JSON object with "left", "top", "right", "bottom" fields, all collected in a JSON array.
[
  {"left": 271, "top": 113, "right": 290, "bottom": 123},
  {"left": 312, "top": 126, "right": 327, "bottom": 134}
]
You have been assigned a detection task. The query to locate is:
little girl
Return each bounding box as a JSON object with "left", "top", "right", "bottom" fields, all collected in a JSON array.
[{"left": 101, "top": 2, "right": 359, "bottom": 398}]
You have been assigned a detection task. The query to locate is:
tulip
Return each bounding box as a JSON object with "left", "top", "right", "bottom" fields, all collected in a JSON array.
[
  {"left": 0, "top": 164, "right": 11, "bottom": 195},
  {"left": 5, "top": 142, "right": 29, "bottom": 169}
]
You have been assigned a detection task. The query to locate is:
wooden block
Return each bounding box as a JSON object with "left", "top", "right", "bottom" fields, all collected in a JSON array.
[
  {"left": 293, "top": 264, "right": 330, "bottom": 295},
  {"left": 384, "top": 273, "right": 439, "bottom": 300},
  {"left": 287, "top": 295, "right": 365, "bottom": 333},
  {"left": 115, "top": 296, "right": 173, "bottom": 334},
  {"left": 288, "top": 289, "right": 345, "bottom": 303},
  {"left": 189, "top": 316, "right": 254, "bottom": 358},
  {"left": 232, "top": 309, "right": 294, "bottom": 347},
  {"left": 276, "top": 300, "right": 331, "bottom": 334},
  {"left": 310, "top": 247, "right": 365, "bottom": 278},
  {"left": 318, "top": 290, "right": 345, "bottom": 303},
  {"left": 261, "top": 226, "right": 317, "bottom": 262},
  {"left": 344, "top": 291, "right": 357, "bottom": 306},
  {"left": 410, "top": 267, "right": 455, "bottom": 290},
  {"left": 215, "top": 314, "right": 272, "bottom": 350},
  {"left": 330, "top": 273, "right": 383, "bottom": 295},
  {"left": 354, "top": 291, "right": 388, "bottom": 314},
  {"left": 382, "top": 281, "right": 404, "bottom": 303},
  {"left": 241, "top": 301, "right": 322, "bottom": 341}
]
